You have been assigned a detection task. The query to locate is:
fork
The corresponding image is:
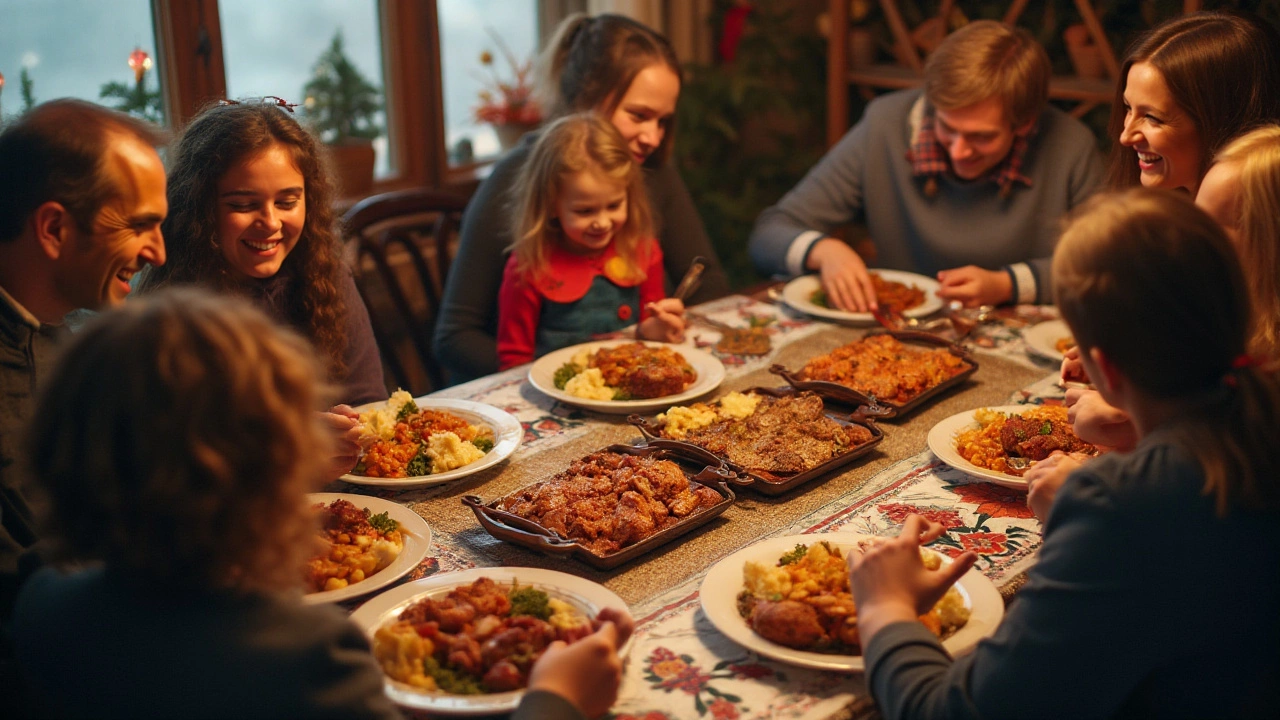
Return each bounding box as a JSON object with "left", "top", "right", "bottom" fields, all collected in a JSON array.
[{"left": 672, "top": 257, "right": 708, "bottom": 303}]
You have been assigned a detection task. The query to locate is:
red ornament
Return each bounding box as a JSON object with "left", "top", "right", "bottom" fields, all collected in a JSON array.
[
  {"left": 128, "top": 47, "right": 152, "bottom": 85},
  {"left": 0, "top": 70, "right": 6, "bottom": 92},
  {"left": 718, "top": 3, "right": 754, "bottom": 63},
  {"left": 617, "top": 305, "right": 633, "bottom": 321}
]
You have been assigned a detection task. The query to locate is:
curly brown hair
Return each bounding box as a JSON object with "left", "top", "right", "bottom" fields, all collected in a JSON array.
[
  {"left": 28, "top": 288, "right": 333, "bottom": 592},
  {"left": 136, "top": 101, "right": 348, "bottom": 380}
]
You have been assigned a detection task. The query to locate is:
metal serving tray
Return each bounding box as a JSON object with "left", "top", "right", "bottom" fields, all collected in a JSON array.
[
  {"left": 770, "top": 330, "right": 978, "bottom": 419},
  {"left": 462, "top": 443, "right": 736, "bottom": 570},
  {"left": 627, "top": 387, "right": 884, "bottom": 496}
]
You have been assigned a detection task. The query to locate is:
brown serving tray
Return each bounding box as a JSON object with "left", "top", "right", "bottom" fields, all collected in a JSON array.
[
  {"left": 462, "top": 443, "right": 737, "bottom": 570},
  {"left": 770, "top": 330, "right": 978, "bottom": 419},
  {"left": 627, "top": 387, "right": 884, "bottom": 496}
]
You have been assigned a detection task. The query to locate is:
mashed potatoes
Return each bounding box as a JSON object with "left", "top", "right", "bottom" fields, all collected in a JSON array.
[
  {"left": 657, "top": 391, "right": 763, "bottom": 439},
  {"left": 360, "top": 389, "right": 416, "bottom": 441},
  {"left": 564, "top": 367, "right": 615, "bottom": 400},
  {"left": 427, "top": 431, "right": 487, "bottom": 472}
]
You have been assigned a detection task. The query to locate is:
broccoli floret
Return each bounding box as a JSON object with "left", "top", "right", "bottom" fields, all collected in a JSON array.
[
  {"left": 366, "top": 510, "right": 399, "bottom": 534},
  {"left": 612, "top": 388, "right": 633, "bottom": 401},
  {"left": 423, "top": 656, "right": 484, "bottom": 695},
  {"left": 508, "top": 586, "right": 552, "bottom": 620},
  {"left": 405, "top": 445, "right": 432, "bottom": 476},
  {"left": 778, "top": 543, "right": 808, "bottom": 566},
  {"left": 553, "top": 362, "right": 581, "bottom": 390},
  {"left": 396, "top": 398, "right": 420, "bottom": 421},
  {"left": 809, "top": 288, "right": 830, "bottom": 308},
  {"left": 472, "top": 437, "right": 495, "bottom": 453},
  {"left": 1039, "top": 420, "right": 1053, "bottom": 435}
]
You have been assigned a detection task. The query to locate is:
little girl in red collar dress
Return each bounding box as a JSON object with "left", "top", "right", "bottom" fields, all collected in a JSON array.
[{"left": 496, "top": 114, "right": 687, "bottom": 370}]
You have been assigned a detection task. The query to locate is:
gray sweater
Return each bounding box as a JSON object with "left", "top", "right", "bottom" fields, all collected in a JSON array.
[
  {"left": 749, "top": 89, "right": 1104, "bottom": 304},
  {"left": 434, "top": 132, "right": 730, "bottom": 384},
  {"left": 863, "top": 428, "right": 1280, "bottom": 719}
]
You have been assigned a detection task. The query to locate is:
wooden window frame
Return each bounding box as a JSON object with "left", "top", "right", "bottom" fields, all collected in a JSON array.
[{"left": 151, "top": 0, "right": 478, "bottom": 198}]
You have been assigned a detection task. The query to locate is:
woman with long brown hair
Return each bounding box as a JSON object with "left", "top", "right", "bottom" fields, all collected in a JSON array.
[{"left": 137, "top": 100, "right": 385, "bottom": 408}]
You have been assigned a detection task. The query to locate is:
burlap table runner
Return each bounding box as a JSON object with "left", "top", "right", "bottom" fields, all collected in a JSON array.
[{"left": 396, "top": 327, "right": 1044, "bottom": 606}]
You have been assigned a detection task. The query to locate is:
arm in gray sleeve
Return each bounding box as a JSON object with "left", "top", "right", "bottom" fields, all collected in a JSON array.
[
  {"left": 646, "top": 161, "right": 731, "bottom": 303},
  {"left": 749, "top": 116, "right": 870, "bottom": 277},
  {"left": 433, "top": 144, "right": 531, "bottom": 384}
]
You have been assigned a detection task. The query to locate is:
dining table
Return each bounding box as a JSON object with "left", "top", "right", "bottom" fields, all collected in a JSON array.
[{"left": 326, "top": 288, "right": 1071, "bottom": 720}]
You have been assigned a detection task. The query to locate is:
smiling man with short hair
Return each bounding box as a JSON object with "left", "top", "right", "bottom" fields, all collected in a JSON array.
[
  {"left": 0, "top": 100, "right": 167, "bottom": 692},
  {"left": 750, "top": 20, "right": 1104, "bottom": 310}
]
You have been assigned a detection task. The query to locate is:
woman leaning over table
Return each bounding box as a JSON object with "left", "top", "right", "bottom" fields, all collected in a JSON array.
[
  {"left": 10, "top": 289, "right": 634, "bottom": 720},
  {"left": 434, "top": 13, "right": 730, "bottom": 384},
  {"left": 850, "top": 190, "right": 1280, "bottom": 720}
]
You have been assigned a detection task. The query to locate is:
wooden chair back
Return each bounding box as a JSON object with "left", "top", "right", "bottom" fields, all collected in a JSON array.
[{"left": 343, "top": 188, "right": 469, "bottom": 395}]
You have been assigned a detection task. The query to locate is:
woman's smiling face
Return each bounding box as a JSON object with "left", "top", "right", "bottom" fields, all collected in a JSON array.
[
  {"left": 1119, "top": 62, "right": 1203, "bottom": 193},
  {"left": 216, "top": 143, "right": 306, "bottom": 279}
]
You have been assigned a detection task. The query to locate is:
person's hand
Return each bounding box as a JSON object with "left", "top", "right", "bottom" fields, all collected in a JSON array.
[
  {"left": 1066, "top": 389, "right": 1137, "bottom": 451},
  {"left": 1024, "top": 451, "right": 1086, "bottom": 524},
  {"left": 1060, "top": 346, "right": 1090, "bottom": 384},
  {"left": 847, "top": 515, "right": 977, "bottom": 644},
  {"left": 525, "top": 607, "right": 634, "bottom": 719},
  {"left": 806, "top": 237, "right": 877, "bottom": 312},
  {"left": 638, "top": 298, "right": 686, "bottom": 344},
  {"left": 321, "top": 405, "right": 362, "bottom": 478},
  {"left": 935, "top": 266, "right": 1013, "bottom": 307}
]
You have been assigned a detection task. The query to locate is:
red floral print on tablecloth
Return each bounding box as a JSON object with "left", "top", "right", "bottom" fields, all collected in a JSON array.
[
  {"left": 957, "top": 531, "right": 1009, "bottom": 555},
  {"left": 878, "top": 502, "right": 964, "bottom": 528},
  {"left": 948, "top": 482, "right": 1035, "bottom": 519},
  {"left": 612, "top": 713, "right": 671, "bottom": 720},
  {"left": 709, "top": 697, "right": 740, "bottom": 719}
]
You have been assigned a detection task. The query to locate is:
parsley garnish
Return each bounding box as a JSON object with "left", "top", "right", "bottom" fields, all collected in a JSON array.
[
  {"left": 366, "top": 510, "right": 399, "bottom": 534},
  {"left": 778, "top": 543, "right": 808, "bottom": 566}
]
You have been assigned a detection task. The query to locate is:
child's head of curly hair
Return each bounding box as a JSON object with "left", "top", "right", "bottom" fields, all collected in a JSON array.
[{"left": 29, "top": 287, "right": 333, "bottom": 592}]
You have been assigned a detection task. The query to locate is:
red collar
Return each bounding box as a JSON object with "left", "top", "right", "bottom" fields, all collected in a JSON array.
[{"left": 532, "top": 241, "right": 653, "bottom": 302}]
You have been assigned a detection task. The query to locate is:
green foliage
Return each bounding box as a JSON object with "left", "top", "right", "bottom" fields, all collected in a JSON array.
[
  {"left": 302, "top": 31, "right": 383, "bottom": 143},
  {"left": 675, "top": 0, "right": 829, "bottom": 290},
  {"left": 20, "top": 67, "right": 36, "bottom": 113},
  {"left": 98, "top": 74, "right": 164, "bottom": 124}
]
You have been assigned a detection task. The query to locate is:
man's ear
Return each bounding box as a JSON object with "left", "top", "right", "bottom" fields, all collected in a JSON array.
[{"left": 30, "top": 201, "right": 74, "bottom": 260}]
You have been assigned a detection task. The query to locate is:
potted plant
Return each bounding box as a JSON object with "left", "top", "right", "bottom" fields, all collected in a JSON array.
[
  {"left": 302, "top": 31, "right": 383, "bottom": 196},
  {"left": 474, "top": 29, "right": 541, "bottom": 152}
]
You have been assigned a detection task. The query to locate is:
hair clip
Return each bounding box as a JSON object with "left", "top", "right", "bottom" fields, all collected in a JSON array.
[{"left": 218, "top": 96, "right": 298, "bottom": 113}]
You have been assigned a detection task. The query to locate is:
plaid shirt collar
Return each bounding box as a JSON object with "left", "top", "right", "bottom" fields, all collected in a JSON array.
[{"left": 906, "top": 109, "right": 1036, "bottom": 198}]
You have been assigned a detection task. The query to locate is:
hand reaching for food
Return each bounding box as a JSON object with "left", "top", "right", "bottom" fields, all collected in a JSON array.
[
  {"left": 847, "top": 515, "right": 977, "bottom": 643},
  {"left": 640, "top": 298, "right": 686, "bottom": 343},
  {"left": 807, "top": 237, "right": 877, "bottom": 312},
  {"left": 1066, "top": 388, "right": 1137, "bottom": 451},
  {"left": 935, "top": 265, "right": 1013, "bottom": 307},
  {"left": 526, "top": 607, "right": 634, "bottom": 719},
  {"left": 322, "top": 405, "right": 362, "bottom": 477},
  {"left": 1060, "top": 346, "right": 1090, "bottom": 384},
  {"left": 1024, "top": 451, "right": 1088, "bottom": 524}
]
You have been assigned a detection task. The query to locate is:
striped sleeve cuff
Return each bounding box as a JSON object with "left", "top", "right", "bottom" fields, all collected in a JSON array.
[
  {"left": 786, "top": 231, "right": 825, "bottom": 277},
  {"left": 1005, "top": 262, "right": 1037, "bottom": 305}
]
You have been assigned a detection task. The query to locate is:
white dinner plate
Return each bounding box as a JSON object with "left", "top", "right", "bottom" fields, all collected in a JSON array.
[
  {"left": 700, "top": 532, "right": 1003, "bottom": 672},
  {"left": 341, "top": 397, "right": 521, "bottom": 488},
  {"left": 303, "top": 493, "right": 432, "bottom": 605},
  {"left": 781, "top": 270, "right": 944, "bottom": 325},
  {"left": 1022, "top": 319, "right": 1074, "bottom": 363},
  {"left": 351, "top": 567, "right": 632, "bottom": 715},
  {"left": 927, "top": 404, "right": 1039, "bottom": 490},
  {"left": 527, "top": 340, "right": 725, "bottom": 415}
]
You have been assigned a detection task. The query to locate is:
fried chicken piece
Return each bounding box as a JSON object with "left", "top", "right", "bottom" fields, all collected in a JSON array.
[
  {"left": 624, "top": 363, "right": 685, "bottom": 399},
  {"left": 613, "top": 490, "right": 657, "bottom": 545},
  {"left": 749, "top": 600, "right": 827, "bottom": 649}
]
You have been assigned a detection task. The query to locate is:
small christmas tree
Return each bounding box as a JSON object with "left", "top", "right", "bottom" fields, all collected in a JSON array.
[
  {"left": 99, "top": 48, "right": 163, "bottom": 124},
  {"left": 302, "top": 31, "right": 383, "bottom": 143}
]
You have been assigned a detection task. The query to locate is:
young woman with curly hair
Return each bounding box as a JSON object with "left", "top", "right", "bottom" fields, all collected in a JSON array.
[{"left": 137, "top": 100, "right": 385, "bottom": 409}]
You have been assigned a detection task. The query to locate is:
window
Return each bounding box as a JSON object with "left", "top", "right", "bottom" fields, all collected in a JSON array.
[
  {"left": 437, "top": 0, "right": 539, "bottom": 166},
  {"left": 0, "top": 0, "right": 162, "bottom": 123},
  {"left": 218, "top": 0, "right": 391, "bottom": 178}
]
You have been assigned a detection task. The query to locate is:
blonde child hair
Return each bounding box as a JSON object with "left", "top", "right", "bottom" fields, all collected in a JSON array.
[
  {"left": 510, "top": 113, "right": 654, "bottom": 281},
  {"left": 1053, "top": 188, "right": 1280, "bottom": 515},
  {"left": 1212, "top": 125, "right": 1280, "bottom": 358},
  {"left": 29, "top": 287, "right": 333, "bottom": 592}
]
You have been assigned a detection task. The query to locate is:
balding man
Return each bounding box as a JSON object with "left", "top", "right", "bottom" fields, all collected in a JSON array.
[{"left": 0, "top": 99, "right": 167, "bottom": 676}]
